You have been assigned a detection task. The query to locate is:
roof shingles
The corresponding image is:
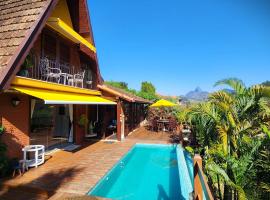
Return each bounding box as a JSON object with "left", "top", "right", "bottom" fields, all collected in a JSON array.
[{"left": 0, "top": 0, "right": 50, "bottom": 77}]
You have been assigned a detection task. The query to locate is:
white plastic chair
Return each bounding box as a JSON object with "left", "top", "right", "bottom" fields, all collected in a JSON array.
[
  {"left": 68, "top": 70, "right": 85, "bottom": 87},
  {"left": 40, "top": 58, "right": 62, "bottom": 83}
]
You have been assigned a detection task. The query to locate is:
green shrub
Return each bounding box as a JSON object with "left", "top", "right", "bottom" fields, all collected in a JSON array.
[
  {"left": 0, "top": 125, "right": 4, "bottom": 135},
  {"left": 0, "top": 126, "right": 10, "bottom": 177}
]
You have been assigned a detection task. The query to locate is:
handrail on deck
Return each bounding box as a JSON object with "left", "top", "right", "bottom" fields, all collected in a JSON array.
[{"left": 194, "top": 154, "right": 214, "bottom": 200}]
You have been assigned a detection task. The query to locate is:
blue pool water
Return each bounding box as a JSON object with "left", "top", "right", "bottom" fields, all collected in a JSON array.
[{"left": 88, "top": 144, "right": 193, "bottom": 200}]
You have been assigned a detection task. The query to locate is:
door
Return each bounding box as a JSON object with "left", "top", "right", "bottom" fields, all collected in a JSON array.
[{"left": 54, "top": 105, "right": 70, "bottom": 138}]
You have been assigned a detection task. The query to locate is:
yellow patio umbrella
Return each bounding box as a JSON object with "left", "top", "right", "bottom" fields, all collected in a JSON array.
[{"left": 150, "top": 99, "right": 177, "bottom": 107}]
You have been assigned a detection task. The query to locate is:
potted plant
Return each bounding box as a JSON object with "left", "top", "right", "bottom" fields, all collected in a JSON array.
[
  {"left": 17, "top": 54, "right": 33, "bottom": 77},
  {"left": 0, "top": 125, "right": 4, "bottom": 136},
  {"left": 77, "top": 114, "right": 89, "bottom": 129}
]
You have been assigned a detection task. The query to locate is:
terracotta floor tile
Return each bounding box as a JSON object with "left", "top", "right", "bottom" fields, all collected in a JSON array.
[{"left": 0, "top": 127, "right": 172, "bottom": 199}]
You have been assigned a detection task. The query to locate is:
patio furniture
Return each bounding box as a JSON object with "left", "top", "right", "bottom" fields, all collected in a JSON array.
[
  {"left": 11, "top": 160, "right": 22, "bottom": 177},
  {"left": 86, "top": 80, "right": 93, "bottom": 88},
  {"left": 60, "top": 72, "right": 73, "bottom": 85},
  {"left": 150, "top": 118, "right": 158, "bottom": 132},
  {"left": 85, "top": 121, "right": 98, "bottom": 138},
  {"left": 68, "top": 70, "right": 85, "bottom": 87},
  {"left": 157, "top": 119, "right": 170, "bottom": 132},
  {"left": 168, "top": 118, "right": 177, "bottom": 133},
  {"left": 19, "top": 159, "right": 31, "bottom": 173},
  {"left": 22, "top": 145, "right": 45, "bottom": 168},
  {"left": 39, "top": 58, "right": 62, "bottom": 83}
]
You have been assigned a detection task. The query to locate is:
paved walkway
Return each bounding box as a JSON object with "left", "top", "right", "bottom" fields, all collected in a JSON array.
[{"left": 0, "top": 127, "right": 172, "bottom": 200}]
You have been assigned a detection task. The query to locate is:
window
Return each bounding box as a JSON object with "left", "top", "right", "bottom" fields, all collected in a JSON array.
[
  {"left": 43, "top": 34, "right": 56, "bottom": 60},
  {"left": 43, "top": 32, "right": 70, "bottom": 64},
  {"left": 59, "top": 42, "right": 70, "bottom": 64}
]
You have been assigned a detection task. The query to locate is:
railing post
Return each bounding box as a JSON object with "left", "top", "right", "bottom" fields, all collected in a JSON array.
[{"left": 194, "top": 154, "right": 203, "bottom": 200}]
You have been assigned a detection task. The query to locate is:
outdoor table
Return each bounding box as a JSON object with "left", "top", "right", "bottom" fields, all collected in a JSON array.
[
  {"left": 60, "top": 73, "right": 73, "bottom": 85},
  {"left": 157, "top": 119, "right": 170, "bottom": 131},
  {"left": 22, "top": 145, "right": 45, "bottom": 168}
]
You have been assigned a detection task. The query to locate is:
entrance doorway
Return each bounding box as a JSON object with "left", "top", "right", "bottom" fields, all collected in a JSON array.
[{"left": 30, "top": 100, "right": 71, "bottom": 150}]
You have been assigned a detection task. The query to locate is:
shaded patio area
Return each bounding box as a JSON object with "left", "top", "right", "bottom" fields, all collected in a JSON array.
[{"left": 0, "top": 127, "right": 173, "bottom": 200}]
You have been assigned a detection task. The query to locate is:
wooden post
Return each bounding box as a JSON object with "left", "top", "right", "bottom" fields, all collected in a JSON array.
[
  {"left": 85, "top": 105, "right": 88, "bottom": 137},
  {"left": 194, "top": 154, "right": 203, "bottom": 200},
  {"left": 116, "top": 100, "right": 122, "bottom": 141}
]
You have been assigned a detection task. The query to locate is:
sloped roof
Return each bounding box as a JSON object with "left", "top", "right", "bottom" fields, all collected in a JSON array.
[
  {"left": 0, "top": 0, "right": 50, "bottom": 68},
  {"left": 0, "top": 0, "right": 102, "bottom": 89},
  {"left": 0, "top": 0, "right": 56, "bottom": 89},
  {"left": 98, "top": 84, "right": 152, "bottom": 104}
]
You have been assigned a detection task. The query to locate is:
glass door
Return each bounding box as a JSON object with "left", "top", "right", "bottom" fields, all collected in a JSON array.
[{"left": 30, "top": 100, "right": 70, "bottom": 151}]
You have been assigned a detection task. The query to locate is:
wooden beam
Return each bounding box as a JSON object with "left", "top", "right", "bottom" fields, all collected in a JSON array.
[
  {"left": 85, "top": 105, "right": 89, "bottom": 137},
  {"left": 116, "top": 100, "right": 122, "bottom": 141}
]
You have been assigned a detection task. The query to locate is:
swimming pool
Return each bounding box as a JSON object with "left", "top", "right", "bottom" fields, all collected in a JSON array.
[{"left": 88, "top": 143, "right": 193, "bottom": 200}]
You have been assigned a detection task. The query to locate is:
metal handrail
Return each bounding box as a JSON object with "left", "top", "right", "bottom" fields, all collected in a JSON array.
[{"left": 18, "top": 56, "right": 94, "bottom": 89}]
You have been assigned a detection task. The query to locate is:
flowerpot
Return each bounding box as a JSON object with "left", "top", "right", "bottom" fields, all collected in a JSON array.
[{"left": 17, "top": 69, "right": 29, "bottom": 77}]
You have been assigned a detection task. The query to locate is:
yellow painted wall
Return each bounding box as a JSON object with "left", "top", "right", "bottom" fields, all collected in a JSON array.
[{"left": 50, "top": 0, "right": 73, "bottom": 28}]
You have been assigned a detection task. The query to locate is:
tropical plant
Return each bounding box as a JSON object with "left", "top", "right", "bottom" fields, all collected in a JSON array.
[
  {"left": 78, "top": 114, "right": 89, "bottom": 128},
  {"left": 0, "top": 125, "right": 4, "bottom": 135},
  {"left": 0, "top": 125, "right": 9, "bottom": 177},
  {"left": 188, "top": 78, "right": 270, "bottom": 200}
]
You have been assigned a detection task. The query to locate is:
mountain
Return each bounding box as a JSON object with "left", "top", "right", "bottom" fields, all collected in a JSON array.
[{"left": 184, "top": 87, "right": 209, "bottom": 101}]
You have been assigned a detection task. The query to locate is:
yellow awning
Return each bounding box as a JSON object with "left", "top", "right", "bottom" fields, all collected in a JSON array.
[
  {"left": 150, "top": 99, "right": 177, "bottom": 107},
  {"left": 46, "top": 17, "right": 96, "bottom": 53},
  {"left": 12, "top": 86, "right": 116, "bottom": 105}
]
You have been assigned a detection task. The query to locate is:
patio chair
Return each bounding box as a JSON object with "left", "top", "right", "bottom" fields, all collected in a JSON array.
[
  {"left": 39, "top": 58, "right": 62, "bottom": 83},
  {"left": 151, "top": 118, "right": 158, "bottom": 132},
  {"left": 168, "top": 119, "right": 177, "bottom": 133},
  {"left": 157, "top": 120, "right": 164, "bottom": 132},
  {"left": 11, "top": 159, "right": 22, "bottom": 177},
  {"left": 68, "top": 70, "right": 85, "bottom": 88},
  {"left": 85, "top": 70, "right": 93, "bottom": 88}
]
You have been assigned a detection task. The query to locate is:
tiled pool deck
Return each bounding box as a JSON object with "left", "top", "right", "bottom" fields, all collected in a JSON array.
[{"left": 0, "top": 128, "right": 172, "bottom": 200}]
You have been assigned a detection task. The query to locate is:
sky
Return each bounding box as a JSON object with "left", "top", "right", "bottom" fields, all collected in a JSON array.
[{"left": 88, "top": 0, "right": 270, "bottom": 95}]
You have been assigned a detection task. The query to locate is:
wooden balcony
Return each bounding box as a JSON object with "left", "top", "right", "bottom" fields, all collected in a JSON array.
[{"left": 17, "top": 57, "right": 95, "bottom": 90}]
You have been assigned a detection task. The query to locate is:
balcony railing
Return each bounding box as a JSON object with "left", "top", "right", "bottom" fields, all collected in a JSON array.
[{"left": 17, "top": 57, "right": 94, "bottom": 90}]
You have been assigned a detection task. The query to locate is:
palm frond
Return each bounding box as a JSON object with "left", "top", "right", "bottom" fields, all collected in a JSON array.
[
  {"left": 258, "top": 97, "right": 270, "bottom": 119},
  {"left": 206, "top": 161, "right": 246, "bottom": 200},
  {"left": 209, "top": 91, "right": 234, "bottom": 105},
  {"left": 260, "top": 182, "right": 270, "bottom": 193},
  {"left": 248, "top": 84, "right": 264, "bottom": 97},
  {"left": 214, "top": 78, "right": 246, "bottom": 95},
  {"left": 216, "top": 125, "right": 228, "bottom": 155}
]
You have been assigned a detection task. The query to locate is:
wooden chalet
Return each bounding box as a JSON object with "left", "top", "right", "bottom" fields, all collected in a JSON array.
[{"left": 0, "top": 0, "right": 149, "bottom": 159}]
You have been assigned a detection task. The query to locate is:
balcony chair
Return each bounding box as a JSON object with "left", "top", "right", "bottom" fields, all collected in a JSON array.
[
  {"left": 39, "top": 58, "right": 62, "bottom": 83},
  {"left": 68, "top": 70, "right": 85, "bottom": 88}
]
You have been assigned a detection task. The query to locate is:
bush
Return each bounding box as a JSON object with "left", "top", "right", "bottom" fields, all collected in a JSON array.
[
  {"left": 0, "top": 126, "right": 10, "bottom": 177},
  {"left": 0, "top": 125, "right": 4, "bottom": 135}
]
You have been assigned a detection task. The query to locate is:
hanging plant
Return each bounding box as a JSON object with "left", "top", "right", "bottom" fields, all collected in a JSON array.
[
  {"left": 17, "top": 54, "right": 34, "bottom": 77},
  {"left": 78, "top": 114, "right": 89, "bottom": 128},
  {"left": 0, "top": 126, "right": 4, "bottom": 135}
]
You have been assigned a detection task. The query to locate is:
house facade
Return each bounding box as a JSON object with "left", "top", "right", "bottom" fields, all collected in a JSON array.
[
  {"left": 98, "top": 84, "right": 151, "bottom": 140},
  {"left": 0, "top": 0, "right": 149, "bottom": 159}
]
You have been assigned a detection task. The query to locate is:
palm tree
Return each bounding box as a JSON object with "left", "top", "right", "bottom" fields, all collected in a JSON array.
[{"left": 188, "top": 78, "right": 270, "bottom": 200}]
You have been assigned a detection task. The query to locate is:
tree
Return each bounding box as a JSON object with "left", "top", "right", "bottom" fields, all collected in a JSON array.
[
  {"left": 262, "top": 81, "right": 270, "bottom": 87},
  {"left": 105, "top": 81, "right": 128, "bottom": 90},
  {"left": 141, "top": 81, "right": 156, "bottom": 94},
  {"left": 188, "top": 78, "right": 270, "bottom": 200},
  {"left": 137, "top": 81, "right": 159, "bottom": 101}
]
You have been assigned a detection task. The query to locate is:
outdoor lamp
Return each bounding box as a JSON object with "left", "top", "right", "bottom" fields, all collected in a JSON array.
[{"left": 11, "top": 97, "right": 21, "bottom": 107}]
